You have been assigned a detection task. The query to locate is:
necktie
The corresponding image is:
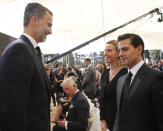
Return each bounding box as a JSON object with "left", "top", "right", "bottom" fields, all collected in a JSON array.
[
  {"left": 35, "top": 46, "right": 42, "bottom": 60},
  {"left": 120, "top": 71, "right": 133, "bottom": 111}
]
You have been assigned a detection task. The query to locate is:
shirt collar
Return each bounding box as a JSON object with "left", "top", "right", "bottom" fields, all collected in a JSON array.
[
  {"left": 72, "top": 89, "right": 79, "bottom": 100},
  {"left": 75, "top": 89, "right": 79, "bottom": 94},
  {"left": 23, "top": 33, "right": 38, "bottom": 48},
  {"left": 129, "top": 60, "right": 144, "bottom": 77},
  {"left": 88, "top": 64, "right": 92, "bottom": 68}
]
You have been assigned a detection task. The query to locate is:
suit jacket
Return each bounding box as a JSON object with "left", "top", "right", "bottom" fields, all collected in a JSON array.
[
  {"left": 66, "top": 91, "right": 90, "bottom": 131},
  {"left": 113, "top": 64, "right": 163, "bottom": 131},
  {"left": 82, "top": 66, "right": 96, "bottom": 93},
  {"left": 0, "top": 35, "right": 51, "bottom": 131}
]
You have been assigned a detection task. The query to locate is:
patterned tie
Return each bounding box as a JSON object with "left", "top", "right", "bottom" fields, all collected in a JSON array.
[
  {"left": 35, "top": 46, "right": 42, "bottom": 60},
  {"left": 120, "top": 71, "right": 133, "bottom": 112}
]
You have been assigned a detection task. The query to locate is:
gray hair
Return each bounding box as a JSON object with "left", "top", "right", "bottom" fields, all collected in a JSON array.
[
  {"left": 24, "top": 2, "right": 53, "bottom": 27},
  {"left": 62, "top": 76, "right": 77, "bottom": 88}
]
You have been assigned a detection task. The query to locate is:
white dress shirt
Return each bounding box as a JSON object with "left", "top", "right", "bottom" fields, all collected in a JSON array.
[
  {"left": 129, "top": 60, "right": 144, "bottom": 83},
  {"left": 22, "top": 33, "right": 38, "bottom": 48}
]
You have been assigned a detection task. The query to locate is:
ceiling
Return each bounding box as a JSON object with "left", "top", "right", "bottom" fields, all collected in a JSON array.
[{"left": 0, "top": 0, "right": 163, "bottom": 54}]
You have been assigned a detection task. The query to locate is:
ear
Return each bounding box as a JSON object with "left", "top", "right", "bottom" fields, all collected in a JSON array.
[
  {"left": 137, "top": 45, "right": 143, "bottom": 55},
  {"left": 30, "top": 16, "right": 38, "bottom": 25}
]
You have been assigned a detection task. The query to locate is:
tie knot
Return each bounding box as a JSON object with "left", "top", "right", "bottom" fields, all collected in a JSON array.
[
  {"left": 36, "top": 46, "right": 41, "bottom": 53},
  {"left": 35, "top": 46, "right": 42, "bottom": 60},
  {"left": 126, "top": 71, "right": 133, "bottom": 81},
  {"left": 128, "top": 71, "right": 132, "bottom": 77}
]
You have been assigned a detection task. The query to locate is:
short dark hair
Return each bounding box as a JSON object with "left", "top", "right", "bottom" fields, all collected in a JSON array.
[
  {"left": 118, "top": 33, "right": 144, "bottom": 56},
  {"left": 24, "top": 2, "right": 53, "bottom": 27}
]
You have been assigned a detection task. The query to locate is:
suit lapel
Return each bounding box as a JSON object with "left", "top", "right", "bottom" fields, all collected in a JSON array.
[
  {"left": 120, "top": 64, "right": 147, "bottom": 117},
  {"left": 71, "top": 91, "right": 80, "bottom": 103},
  {"left": 67, "top": 92, "right": 80, "bottom": 119},
  {"left": 19, "top": 35, "right": 51, "bottom": 100},
  {"left": 127, "top": 76, "right": 142, "bottom": 103},
  {"left": 126, "top": 64, "right": 147, "bottom": 104},
  {"left": 117, "top": 75, "right": 126, "bottom": 113}
]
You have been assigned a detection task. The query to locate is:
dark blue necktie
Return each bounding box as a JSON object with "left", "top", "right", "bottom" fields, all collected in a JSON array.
[
  {"left": 35, "top": 46, "right": 42, "bottom": 60},
  {"left": 120, "top": 71, "right": 133, "bottom": 112}
]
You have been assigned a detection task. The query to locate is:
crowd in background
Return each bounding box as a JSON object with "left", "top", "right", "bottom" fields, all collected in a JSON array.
[
  {"left": 46, "top": 51, "right": 163, "bottom": 131},
  {"left": 47, "top": 61, "right": 105, "bottom": 106},
  {"left": 46, "top": 57, "right": 163, "bottom": 106}
]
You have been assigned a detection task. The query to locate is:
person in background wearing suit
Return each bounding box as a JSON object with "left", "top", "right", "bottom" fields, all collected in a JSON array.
[
  {"left": 82, "top": 58, "right": 96, "bottom": 100},
  {"left": 0, "top": 3, "right": 53, "bottom": 131},
  {"left": 100, "top": 40, "right": 127, "bottom": 131},
  {"left": 113, "top": 33, "right": 163, "bottom": 131},
  {"left": 74, "top": 65, "right": 83, "bottom": 91},
  {"left": 44, "top": 64, "right": 52, "bottom": 79},
  {"left": 53, "top": 76, "right": 90, "bottom": 131}
]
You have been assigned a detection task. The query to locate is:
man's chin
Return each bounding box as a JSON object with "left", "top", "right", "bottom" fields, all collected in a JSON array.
[
  {"left": 42, "top": 36, "right": 46, "bottom": 42},
  {"left": 39, "top": 37, "right": 46, "bottom": 43}
]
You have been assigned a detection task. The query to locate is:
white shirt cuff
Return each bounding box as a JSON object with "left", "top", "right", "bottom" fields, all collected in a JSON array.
[{"left": 65, "top": 121, "right": 68, "bottom": 130}]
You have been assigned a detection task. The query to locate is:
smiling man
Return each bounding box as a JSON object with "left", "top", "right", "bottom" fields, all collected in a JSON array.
[
  {"left": 0, "top": 3, "right": 53, "bottom": 131},
  {"left": 113, "top": 33, "right": 163, "bottom": 131}
]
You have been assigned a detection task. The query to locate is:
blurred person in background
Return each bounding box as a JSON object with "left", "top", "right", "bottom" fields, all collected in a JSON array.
[
  {"left": 82, "top": 58, "right": 96, "bottom": 100},
  {"left": 95, "top": 64, "right": 102, "bottom": 101},
  {"left": 44, "top": 64, "right": 56, "bottom": 106},
  {"left": 158, "top": 59, "right": 163, "bottom": 71},
  {"left": 100, "top": 63, "right": 107, "bottom": 74},
  {"left": 74, "top": 65, "right": 83, "bottom": 91}
]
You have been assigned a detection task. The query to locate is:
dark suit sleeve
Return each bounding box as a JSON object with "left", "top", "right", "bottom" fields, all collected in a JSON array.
[
  {"left": 151, "top": 72, "right": 163, "bottom": 131},
  {"left": 0, "top": 42, "right": 34, "bottom": 130},
  {"left": 67, "top": 99, "right": 89, "bottom": 130},
  {"left": 82, "top": 68, "right": 95, "bottom": 88}
]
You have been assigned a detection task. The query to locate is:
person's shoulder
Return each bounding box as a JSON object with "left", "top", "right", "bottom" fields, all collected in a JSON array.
[
  {"left": 143, "top": 64, "right": 161, "bottom": 75},
  {"left": 7, "top": 38, "right": 25, "bottom": 47},
  {"left": 78, "top": 92, "right": 90, "bottom": 106},
  {"left": 138, "top": 64, "right": 162, "bottom": 83},
  {"left": 150, "top": 67, "right": 161, "bottom": 74},
  {"left": 77, "top": 91, "right": 87, "bottom": 100},
  {"left": 2, "top": 39, "right": 28, "bottom": 55}
]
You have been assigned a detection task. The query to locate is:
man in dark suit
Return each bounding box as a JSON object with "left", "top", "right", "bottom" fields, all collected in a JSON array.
[
  {"left": 112, "top": 33, "right": 163, "bottom": 131},
  {"left": 0, "top": 3, "right": 53, "bottom": 131},
  {"left": 53, "top": 76, "right": 90, "bottom": 131},
  {"left": 82, "top": 58, "right": 96, "bottom": 100}
]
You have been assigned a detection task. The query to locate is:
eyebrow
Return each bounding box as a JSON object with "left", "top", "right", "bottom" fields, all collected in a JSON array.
[{"left": 119, "top": 47, "right": 128, "bottom": 51}]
